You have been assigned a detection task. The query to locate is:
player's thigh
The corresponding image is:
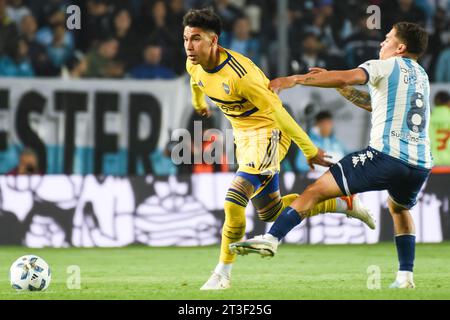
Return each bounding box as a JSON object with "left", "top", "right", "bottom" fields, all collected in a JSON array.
[
  {"left": 250, "top": 173, "right": 281, "bottom": 210},
  {"left": 329, "top": 147, "right": 388, "bottom": 196},
  {"left": 302, "top": 171, "right": 344, "bottom": 201},
  {"left": 290, "top": 171, "right": 344, "bottom": 212},
  {"left": 235, "top": 129, "right": 282, "bottom": 175},
  {"left": 228, "top": 171, "right": 268, "bottom": 205},
  {"left": 387, "top": 165, "right": 431, "bottom": 210},
  {"left": 387, "top": 197, "right": 409, "bottom": 214}
]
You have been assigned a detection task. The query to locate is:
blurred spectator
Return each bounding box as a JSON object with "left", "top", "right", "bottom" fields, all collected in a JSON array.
[
  {"left": 79, "top": 0, "right": 114, "bottom": 51},
  {"left": 295, "top": 111, "right": 347, "bottom": 174},
  {"left": 47, "top": 23, "right": 73, "bottom": 71},
  {"left": 0, "top": 0, "right": 448, "bottom": 80},
  {"left": 302, "top": 2, "right": 340, "bottom": 55},
  {"left": 35, "top": 8, "right": 74, "bottom": 50},
  {"left": 140, "top": 0, "right": 177, "bottom": 67},
  {"left": 19, "top": 14, "right": 57, "bottom": 76},
  {"left": 166, "top": 0, "right": 186, "bottom": 31},
  {"left": 113, "top": 9, "right": 140, "bottom": 69},
  {"left": 290, "top": 32, "right": 328, "bottom": 74},
  {"left": 85, "top": 36, "right": 124, "bottom": 78},
  {"left": 129, "top": 43, "right": 176, "bottom": 79},
  {"left": 6, "top": 0, "right": 31, "bottom": 26},
  {"left": 27, "top": 0, "right": 68, "bottom": 28},
  {"left": 166, "top": 0, "right": 187, "bottom": 74},
  {"left": 221, "top": 15, "right": 261, "bottom": 65},
  {"left": 330, "top": 0, "right": 364, "bottom": 47},
  {"left": 430, "top": 91, "right": 450, "bottom": 166},
  {"left": 0, "top": 0, "right": 18, "bottom": 55},
  {"left": 343, "top": 15, "right": 383, "bottom": 68},
  {"left": 62, "top": 51, "right": 89, "bottom": 79},
  {"left": 434, "top": 47, "right": 450, "bottom": 82},
  {"left": 382, "top": 0, "right": 427, "bottom": 35},
  {"left": 7, "top": 148, "right": 40, "bottom": 175},
  {"left": 0, "top": 36, "right": 34, "bottom": 77},
  {"left": 212, "top": 0, "right": 243, "bottom": 33},
  {"left": 426, "top": 7, "right": 450, "bottom": 79}
]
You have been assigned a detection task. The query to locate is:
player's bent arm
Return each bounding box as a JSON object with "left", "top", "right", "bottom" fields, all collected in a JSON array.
[
  {"left": 190, "top": 77, "right": 209, "bottom": 114},
  {"left": 336, "top": 86, "right": 372, "bottom": 112},
  {"left": 236, "top": 74, "right": 318, "bottom": 159},
  {"left": 272, "top": 105, "right": 318, "bottom": 159}
]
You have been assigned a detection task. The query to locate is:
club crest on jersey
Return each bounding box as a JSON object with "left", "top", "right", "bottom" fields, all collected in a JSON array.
[{"left": 222, "top": 83, "right": 230, "bottom": 95}]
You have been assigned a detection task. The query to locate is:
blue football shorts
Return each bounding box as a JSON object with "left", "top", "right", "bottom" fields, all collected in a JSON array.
[{"left": 329, "top": 146, "right": 431, "bottom": 209}]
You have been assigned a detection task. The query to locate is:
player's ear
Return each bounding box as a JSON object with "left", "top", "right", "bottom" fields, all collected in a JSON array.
[
  {"left": 397, "top": 43, "right": 407, "bottom": 55},
  {"left": 211, "top": 33, "right": 219, "bottom": 46}
]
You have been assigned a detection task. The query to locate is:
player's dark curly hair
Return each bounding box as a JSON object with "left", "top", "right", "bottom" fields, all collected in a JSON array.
[
  {"left": 393, "top": 22, "right": 428, "bottom": 58},
  {"left": 182, "top": 8, "right": 222, "bottom": 36}
]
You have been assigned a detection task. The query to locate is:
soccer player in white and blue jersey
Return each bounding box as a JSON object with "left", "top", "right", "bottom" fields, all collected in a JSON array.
[{"left": 230, "top": 22, "right": 431, "bottom": 289}]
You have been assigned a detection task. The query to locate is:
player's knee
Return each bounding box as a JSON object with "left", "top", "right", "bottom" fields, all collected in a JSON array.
[
  {"left": 223, "top": 200, "right": 246, "bottom": 239},
  {"left": 388, "top": 197, "right": 408, "bottom": 215},
  {"left": 302, "top": 184, "right": 324, "bottom": 204},
  {"left": 224, "top": 200, "right": 247, "bottom": 225}
]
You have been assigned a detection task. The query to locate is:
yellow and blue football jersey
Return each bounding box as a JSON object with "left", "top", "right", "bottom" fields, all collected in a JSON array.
[{"left": 186, "top": 47, "right": 318, "bottom": 174}]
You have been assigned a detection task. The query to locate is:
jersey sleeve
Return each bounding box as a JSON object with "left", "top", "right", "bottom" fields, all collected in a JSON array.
[
  {"left": 358, "top": 59, "right": 394, "bottom": 86},
  {"left": 189, "top": 77, "right": 209, "bottom": 112},
  {"left": 236, "top": 72, "right": 318, "bottom": 159},
  {"left": 186, "top": 60, "right": 208, "bottom": 112}
]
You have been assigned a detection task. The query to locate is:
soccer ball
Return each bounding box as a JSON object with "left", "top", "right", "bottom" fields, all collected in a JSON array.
[{"left": 9, "top": 255, "right": 51, "bottom": 291}]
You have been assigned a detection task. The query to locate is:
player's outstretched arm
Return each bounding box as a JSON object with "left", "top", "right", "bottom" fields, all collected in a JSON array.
[
  {"left": 269, "top": 68, "right": 368, "bottom": 93},
  {"left": 306, "top": 67, "right": 372, "bottom": 112},
  {"left": 336, "top": 86, "right": 372, "bottom": 112},
  {"left": 236, "top": 69, "right": 332, "bottom": 168},
  {"left": 271, "top": 105, "right": 333, "bottom": 168}
]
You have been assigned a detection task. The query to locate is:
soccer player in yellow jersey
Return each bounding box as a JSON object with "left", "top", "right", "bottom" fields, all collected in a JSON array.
[{"left": 182, "top": 8, "right": 375, "bottom": 290}]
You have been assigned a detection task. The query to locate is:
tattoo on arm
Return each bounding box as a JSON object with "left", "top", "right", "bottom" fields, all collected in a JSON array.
[{"left": 336, "top": 86, "right": 372, "bottom": 112}]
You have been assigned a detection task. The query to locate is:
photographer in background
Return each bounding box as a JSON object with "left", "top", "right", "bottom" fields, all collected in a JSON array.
[{"left": 7, "top": 148, "right": 41, "bottom": 175}]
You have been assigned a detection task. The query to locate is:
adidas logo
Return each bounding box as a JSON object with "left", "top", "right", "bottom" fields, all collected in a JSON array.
[{"left": 246, "top": 162, "right": 255, "bottom": 168}]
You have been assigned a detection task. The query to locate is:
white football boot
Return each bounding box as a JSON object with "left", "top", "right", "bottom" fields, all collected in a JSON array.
[
  {"left": 229, "top": 234, "right": 279, "bottom": 257},
  {"left": 341, "top": 195, "right": 376, "bottom": 230},
  {"left": 200, "top": 272, "right": 231, "bottom": 290},
  {"left": 389, "top": 271, "right": 416, "bottom": 289}
]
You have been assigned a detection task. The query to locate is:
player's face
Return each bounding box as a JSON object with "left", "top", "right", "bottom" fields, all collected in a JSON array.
[
  {"left": 183, "top": 26, "right": 217, "bottom": 66},
  {"left": 379, "top": 28, "right": 406, "bottom": 60}
]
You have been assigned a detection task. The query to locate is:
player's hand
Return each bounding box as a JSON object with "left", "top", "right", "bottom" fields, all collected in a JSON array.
[
  {"left": 269, "top": 76, "right": 297, "bottom": 94},
  {"left": 307, "top": 148, "right": 333, "bottom": 170},
  {"left": 307, "top": 67, "right": 327, "bottom": 74},
  {"left": 196, "top": 107, "right": 212, "bottom": 118}
]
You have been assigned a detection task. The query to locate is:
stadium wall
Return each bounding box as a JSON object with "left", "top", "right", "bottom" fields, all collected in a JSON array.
[
  {"left": 0, "top": 173, "right": 448, "bottom": 247},
  {"left": 1, "top": 78, "right": 449, "bottom": 175}
]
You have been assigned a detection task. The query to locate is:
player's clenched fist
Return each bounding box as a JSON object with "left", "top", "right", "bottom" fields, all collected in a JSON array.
[{"left": 196, "top": 107, "right": 212, "bottom": 117}]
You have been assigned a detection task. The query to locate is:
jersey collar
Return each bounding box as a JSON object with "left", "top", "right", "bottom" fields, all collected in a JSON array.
[{"left": 204, "top": 49, "right": 231, "bottom": 73}]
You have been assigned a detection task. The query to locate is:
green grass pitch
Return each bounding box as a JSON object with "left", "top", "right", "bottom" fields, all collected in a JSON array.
[{"left": 0, "top": 242, "right": 449, "bottom": 300}]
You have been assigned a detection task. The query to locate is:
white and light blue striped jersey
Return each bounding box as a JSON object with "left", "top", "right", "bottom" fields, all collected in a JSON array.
[{"left": 359, "top": 57, "right": 433, "bottom": 169}]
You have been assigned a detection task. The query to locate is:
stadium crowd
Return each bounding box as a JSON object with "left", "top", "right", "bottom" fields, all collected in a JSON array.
[
  {"left": 0, "top": 0, "right": 450, "bottom": 81},
  {"left": 1, "top": 0, "right": 450, "bottom": 175}
]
